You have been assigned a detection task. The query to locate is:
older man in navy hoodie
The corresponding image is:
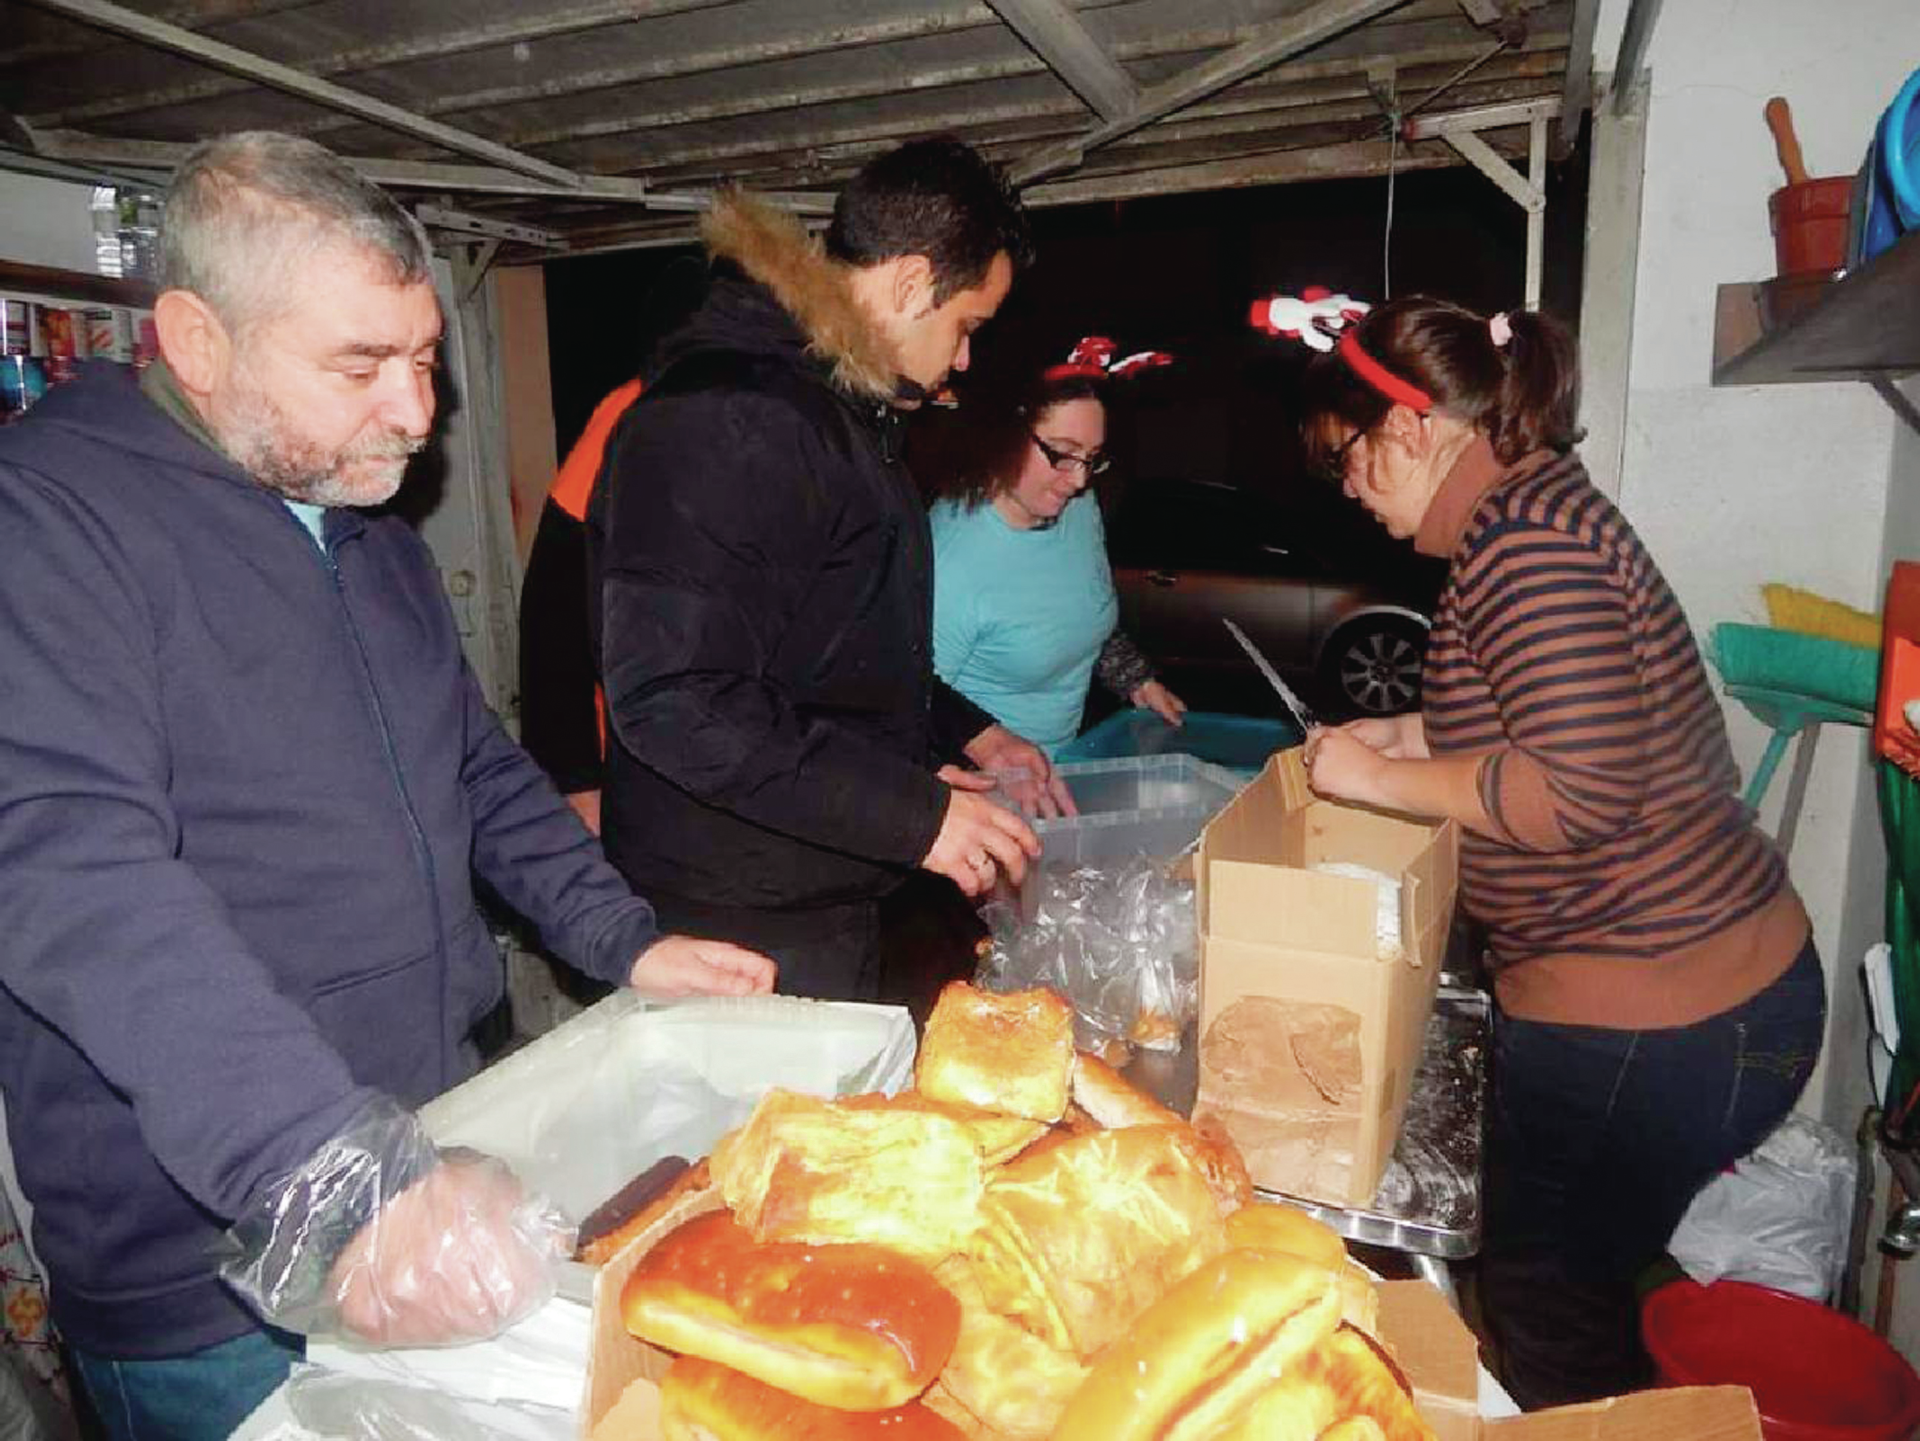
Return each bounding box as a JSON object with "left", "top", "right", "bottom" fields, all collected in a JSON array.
[{"left": 0, "top": 132, "right": 774, "bottom": 1439}]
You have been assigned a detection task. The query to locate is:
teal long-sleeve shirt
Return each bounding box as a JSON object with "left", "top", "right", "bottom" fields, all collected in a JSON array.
[{"left": 931, "top": 493, "right": 1118, "bottom": 755}]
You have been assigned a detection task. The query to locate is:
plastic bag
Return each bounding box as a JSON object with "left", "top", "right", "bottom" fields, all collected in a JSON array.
[
  {"left": 978, "top": 854, "right": 1196, "bottom": 1052},
  {"left": 281, "top": 1365, "right": 572, "bottom": 1441},
  {"left": 220, "top": 1096, "right": 572, "bottom": 1348},
  {"left": 1667, "top": 1112, "right": 1858, "bottom": 1301}
]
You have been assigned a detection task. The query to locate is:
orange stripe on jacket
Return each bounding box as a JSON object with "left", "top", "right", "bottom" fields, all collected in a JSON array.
[
  {"left": 549, "top": 376, "right": 645, "bottom": 522},
  {"left": 550, "top": 377, "right": 644, "bottom": 763}
]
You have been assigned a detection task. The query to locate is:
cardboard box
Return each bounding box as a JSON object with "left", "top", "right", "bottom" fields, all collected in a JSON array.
[
  {"left": 1194, "top": 747, "right": 1460, "bottom": 1207},
  {"left": 584, "top": 1257, "right": 1762, "bottom": 1440},
  {"left": 302, "top": 993, "right": 914, "bottom": 1421},
  {"left": 1377, "top": 1280, "right": 1764, "bottom": 1440}
]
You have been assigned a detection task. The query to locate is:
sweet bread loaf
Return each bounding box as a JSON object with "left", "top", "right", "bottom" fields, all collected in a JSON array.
[
  {"left": 973, "top": 1126, "right": 1227, "bottom": 1359},
  {"left": 711, "top": 1089, "right": 983, "bottom": 1261},
  {"left": 916, "top": 983, "right": 1074, "bottom": 1123},
  {"left": 1052, "top": 1249, "right": 1344, "bottom": 1440},
  {"left": 658, "top": 1356, "right": 967, "bottom": 1440},
  {"left": 622, "top": 1211, "right": 961, "bottom": 1411}
]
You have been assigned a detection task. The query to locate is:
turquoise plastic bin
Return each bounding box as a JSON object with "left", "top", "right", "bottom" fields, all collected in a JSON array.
[{"left": 1058, "top": 709, "right": 1302, "bottom": 778}]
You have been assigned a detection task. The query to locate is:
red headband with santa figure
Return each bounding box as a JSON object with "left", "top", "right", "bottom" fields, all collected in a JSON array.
[
  {"left": 1043, "top": 335, "right": 1174, "bottom": 384},
  {"left": 1248, "top": 287, "right": 1433, "bottom": 413}
]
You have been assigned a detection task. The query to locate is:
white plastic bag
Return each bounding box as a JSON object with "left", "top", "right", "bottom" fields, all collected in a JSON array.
[
  {"left": 1668, "top": 1112, "right": 1857, "bottom": 1300},
  {"left": 282, "top": 1365, "right": 572, "bottom": 1441}
]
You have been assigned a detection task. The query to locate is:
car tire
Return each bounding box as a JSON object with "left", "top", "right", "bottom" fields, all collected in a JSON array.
[{"left": 1320, "top": 615, "right": 1427, "bottom": 716}]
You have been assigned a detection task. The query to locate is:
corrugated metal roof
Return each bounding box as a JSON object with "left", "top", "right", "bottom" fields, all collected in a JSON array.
[{"left": 5, "top": 0, "right": 1591, "bottom": 256}]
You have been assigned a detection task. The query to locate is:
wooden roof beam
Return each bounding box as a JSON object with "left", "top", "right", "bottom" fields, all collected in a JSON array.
[
  {"left": 1555, "top": 0, "right": 1597, "bottom": 155},
  {"left": 1008, "top": 0, "right": 1416, "bottom": 184},
  {"left": 19, "top": 0, "right": 587, "bottom": 186},
  {"left": 30, "top": 126, "right": 839, "bottom": 213},
  {"left": 23, "top": 0, "right": 734, "bottom": 130},
  {"left": 983, "top": 0, "right": 1138, "bottom": 120}
]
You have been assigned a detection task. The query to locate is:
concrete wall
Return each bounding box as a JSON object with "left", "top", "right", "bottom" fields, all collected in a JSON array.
[
  {"left": 496, "top": 264, "right": 559, "bottom": 564},
  {"left": 1595, "top": 0, "right": 1910, "bottom": 1112},
  {"left": 1591, "top": 0, "right": 1919, "bottom": 1345},
  {"left": 0, "top": 172, "right": 101, "bottom": 275}
]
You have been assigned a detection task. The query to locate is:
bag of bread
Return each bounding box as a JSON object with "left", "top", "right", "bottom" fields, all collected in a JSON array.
[{"left": 978, "top": 855, "right": 1198, "bottom": 1053}]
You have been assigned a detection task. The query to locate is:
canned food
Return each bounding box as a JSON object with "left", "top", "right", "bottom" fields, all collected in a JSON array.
[
  {"left": 0, "top": 299, "right": 30, "bottom": 357},
  {"left": 133, "top": 313, "right": 159, "bottom": 369},
  {"left": 84, "top": 308, "right": 134, "bottom": 363},
  {"left": 39, "top": 306, "right": 79, "bottom": 359}
]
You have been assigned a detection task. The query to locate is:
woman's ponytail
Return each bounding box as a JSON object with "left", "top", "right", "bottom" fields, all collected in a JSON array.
[{"left": 1489, "top": 308, "right": 1583, "bottom": 463}]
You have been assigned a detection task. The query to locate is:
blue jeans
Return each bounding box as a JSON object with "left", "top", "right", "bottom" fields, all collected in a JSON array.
[
  {"left": 69, "top": 1327, "right": 304, "bottom": 1441},
  {"left": 1481, "top": 938, "right": 1825, "bottom": 1411}
]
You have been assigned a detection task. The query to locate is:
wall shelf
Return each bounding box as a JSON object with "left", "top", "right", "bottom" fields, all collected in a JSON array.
[
  {"left": 1711, "top": 227, "right": 1920, "bottom": 434},
  {"left": 0, "top": 259, "right": 155, "bottom": 309}
]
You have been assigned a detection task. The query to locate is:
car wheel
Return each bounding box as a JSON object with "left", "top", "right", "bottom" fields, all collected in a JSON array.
[{"left": 1321, "top": 616, "right": 1426, "bottom": 715}]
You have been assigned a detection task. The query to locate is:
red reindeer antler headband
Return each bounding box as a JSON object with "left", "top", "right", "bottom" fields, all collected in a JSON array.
[
  {"left": 1249, "top": 287, "right": 1433, "bottom": 413},
  {"left": 1043, "top": 335, "right": 1174, "bottom": 383}
]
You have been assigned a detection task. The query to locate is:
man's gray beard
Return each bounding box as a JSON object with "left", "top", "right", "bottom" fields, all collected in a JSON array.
[{"left": 220, "top": 384, "right": 424, "bottom": 508}]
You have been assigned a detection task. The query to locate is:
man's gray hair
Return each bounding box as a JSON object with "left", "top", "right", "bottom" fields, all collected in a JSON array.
[{"left": 161, "top": 131, "right": 433, "bottom": 332}]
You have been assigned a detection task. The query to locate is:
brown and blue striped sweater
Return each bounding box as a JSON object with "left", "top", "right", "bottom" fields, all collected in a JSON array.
[{"left": 1416, "top": 439, "right": 1808, "bottom": 1028}]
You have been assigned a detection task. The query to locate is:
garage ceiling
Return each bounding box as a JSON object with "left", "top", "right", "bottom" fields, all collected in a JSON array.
[{"left": 5, "top": 0, "right": 1595, "bottom": 259}]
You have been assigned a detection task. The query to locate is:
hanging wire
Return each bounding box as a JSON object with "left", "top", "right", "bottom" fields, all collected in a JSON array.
[
  {"left": 1401, "top": 40, "right": 1511, "bottom": 124},
  {"left": 1383, "top": 119, "right": 1399, "bottom": 299}
]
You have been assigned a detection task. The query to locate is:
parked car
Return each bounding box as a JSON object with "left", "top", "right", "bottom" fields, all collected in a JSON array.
[{"left": 1104, "top": 470, "right": 1445, "bottom": 719}]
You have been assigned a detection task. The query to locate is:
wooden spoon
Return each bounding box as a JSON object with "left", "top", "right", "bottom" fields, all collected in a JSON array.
[{"left": 1764, "top": 96, "right": 1811, "bottom": 187}]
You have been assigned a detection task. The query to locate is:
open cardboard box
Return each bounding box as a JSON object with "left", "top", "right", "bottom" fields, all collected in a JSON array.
[
  {"left": 1194, "top": 747, "right": 1461, "bottom": 1208},
  {"left": 582, "top": 1229, "right": 1762, "bottom": 1440},
  {"left": 1377, "top": 1281, "right": 1763, "bottom": 1440},
  {"left": 318, "top": 992, "right": 917, "bottom": 1420}
]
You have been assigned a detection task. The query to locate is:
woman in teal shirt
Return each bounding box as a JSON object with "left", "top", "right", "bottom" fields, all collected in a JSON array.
[{"left": 928, "top": 362, "right": 1185, "bottom": 755}]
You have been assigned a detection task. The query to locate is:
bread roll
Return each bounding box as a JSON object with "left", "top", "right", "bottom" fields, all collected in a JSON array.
[
  {"left": 1335, "top": 1260, "right": 1382, "bottom": 1338},
  {"left": 1210, "top": 1324, "right": 1433, "bottom": 1441},
  {"left": 658, "top": 1357, "right": 968, "bottom": 1441},
  {"left": 840, "top": 1090, "right": 1047, "bottom": 1167},
  {"left": 1069, "top": 1055, "right": 1251, "bottom": 1215},
  {"left": 1069, "top": 1051, "right": 1185, "bottom": 1130},
  {"left": 916, "top": 983, "right": 1074, "bottom": 1123},
  {"left": 1225, "top": 1201, "right": 1348, "bottom": 1273},
  {"left": 1178, "top": 1114, "right": 1255, "bottom": 1215},
  {"left": 622, "top": 1211, "right": 960, "bottom": 1411},
  {"left": 710, "top": 1089, "right": 983, "bottom": 1261},
  {"left": 1318, "top": 1420, "right": 1388, "bottom": 1441},
  {"left": 1052, "top": 1249, "right": 1343, "bottom": 1441},
  {"left": 974, "top": 1126, "right": 1227, "bottom": 1359},
  {"left": 922, "top": 1380, "right": 1014, "bottom": 1440},
  {"left": 578, "top": 1158, "right": 713, "bottom": 1267},
  {"left": 930, "top": 1256, "right": 1087, "bottom": 1441}
]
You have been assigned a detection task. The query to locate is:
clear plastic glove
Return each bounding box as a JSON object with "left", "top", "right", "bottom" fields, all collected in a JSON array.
[
  {"left": 221, "top": 1097, "right": 573, "bottom": 1348},
  {"left": 922, "top": 766, "right": 1041, "bottom": 897},
  {"left": 962, "top": 723, "right": 1076, "bottom": 818}
]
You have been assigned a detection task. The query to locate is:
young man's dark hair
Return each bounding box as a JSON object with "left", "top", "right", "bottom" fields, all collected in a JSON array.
[{"left": 825, "top": 136, "right": 1033, "bottom": 303}]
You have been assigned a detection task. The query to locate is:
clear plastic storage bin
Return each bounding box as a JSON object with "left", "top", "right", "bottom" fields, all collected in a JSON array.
[{"left": 1028, "top": 754, "right": 1248, "bottom": 868}]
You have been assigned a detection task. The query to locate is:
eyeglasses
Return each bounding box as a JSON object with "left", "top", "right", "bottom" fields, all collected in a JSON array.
[
  {"left": 1320, "top": 429, "right": 1366, "bottom": 482},
  {"left": 1032, "top": 433, "right": 1110, "bottom": 476}
]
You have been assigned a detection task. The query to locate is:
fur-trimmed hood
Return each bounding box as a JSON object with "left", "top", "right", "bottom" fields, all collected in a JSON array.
[{"left": 698, "top": 192, "right": 897, "bottom": 402}]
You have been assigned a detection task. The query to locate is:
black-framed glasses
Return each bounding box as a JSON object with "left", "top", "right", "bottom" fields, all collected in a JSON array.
[
  {"left": 1032, "top": 433, "right": 1110, "bottom": 476},
  {"left": 1320, "top": 429, "right": 1365, "bottom": 482}
]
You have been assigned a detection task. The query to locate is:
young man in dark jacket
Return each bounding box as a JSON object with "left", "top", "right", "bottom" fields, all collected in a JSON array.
[
  {"left": 591, "top": 139, "right": 1070, "bottom": 1002},
  {"left": 0, "top": 132, "right": 773, "bottom": 1439}
]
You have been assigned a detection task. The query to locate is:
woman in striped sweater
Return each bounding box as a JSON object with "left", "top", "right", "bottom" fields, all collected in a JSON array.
[{"left": 1297, "top": 297, "right": 1826, "bottom": 1409}]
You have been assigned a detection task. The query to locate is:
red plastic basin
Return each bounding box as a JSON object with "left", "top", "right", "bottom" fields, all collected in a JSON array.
[{"left": 1642, "top": 1280, "right": 1920, "bottom": 1441}]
